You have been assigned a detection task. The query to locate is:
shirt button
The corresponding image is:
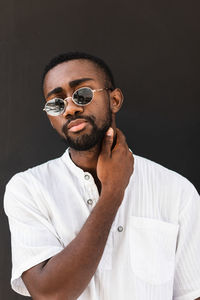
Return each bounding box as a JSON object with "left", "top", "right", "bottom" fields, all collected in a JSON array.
[
  {"left": 84, "top": 174, "right": 90, "bottom": 180},
  {"left": 87, "top": 199, "right": 93, "bottom": 205},
  {"left": 117, "top": 226, "right": 124, "bottom": 232}
]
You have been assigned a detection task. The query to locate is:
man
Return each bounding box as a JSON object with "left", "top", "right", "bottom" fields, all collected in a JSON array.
[{"left": 4, "top": 52, "right": 200, "bottom": 300}]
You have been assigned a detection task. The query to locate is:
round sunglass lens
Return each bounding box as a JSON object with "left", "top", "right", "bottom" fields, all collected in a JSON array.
[
  {"left": 45, "top": 98, "right": 65, "bottom": 116},
  {"left": 73, "top": 88, "right": 93, "bottom": 105}
]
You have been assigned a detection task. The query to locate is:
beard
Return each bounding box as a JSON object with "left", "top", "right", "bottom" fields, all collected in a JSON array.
[{"left": 62, "top": 107, "right": 112, "bottom": 151}]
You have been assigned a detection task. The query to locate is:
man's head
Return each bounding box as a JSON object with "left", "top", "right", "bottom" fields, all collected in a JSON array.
[
  {"left": 42, "top": 52, "right": 115, "bottom": 91},
  {"left": 42, "top": 52, "right": 123, "bottom": 151}
]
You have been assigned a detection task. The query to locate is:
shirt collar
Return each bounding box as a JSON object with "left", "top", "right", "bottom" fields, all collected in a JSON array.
[{"left": 61, "top": 148, "right": 85, "bottom": 177}]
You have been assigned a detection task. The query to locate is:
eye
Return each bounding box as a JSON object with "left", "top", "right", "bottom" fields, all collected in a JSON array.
[{"left": 44, "top": 98, "right": 65, "bottom": 116}]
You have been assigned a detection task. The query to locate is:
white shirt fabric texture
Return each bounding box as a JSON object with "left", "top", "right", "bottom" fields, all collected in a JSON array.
[{"left": 4, "top": 149, "right": 200, "bottom": 300}]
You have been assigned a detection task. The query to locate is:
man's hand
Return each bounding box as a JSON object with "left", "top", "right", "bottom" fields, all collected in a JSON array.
[{"left": 97, "top": 128, "right": 134, "bottom": 202}]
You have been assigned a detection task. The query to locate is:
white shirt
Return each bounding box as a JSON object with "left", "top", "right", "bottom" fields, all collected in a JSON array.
[{"left": 4, "top": 149, "right": 200, "bottom": 300}]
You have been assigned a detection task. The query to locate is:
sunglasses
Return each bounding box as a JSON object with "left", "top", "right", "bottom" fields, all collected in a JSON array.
[{"left": 43, "top": 86, "right": 111, "bottom": 116}]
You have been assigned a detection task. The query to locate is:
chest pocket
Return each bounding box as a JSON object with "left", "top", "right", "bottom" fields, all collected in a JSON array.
[{"left": 129, "top": 217, "right": 179, "bottom": 285}]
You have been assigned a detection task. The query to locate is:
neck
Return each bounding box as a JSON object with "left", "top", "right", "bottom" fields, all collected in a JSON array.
[
  {"left": 69, "top": 144, "right": 101, "bottom": 175},
  {"left": 69, "top": 144, "right": 102, "bottom": 193}
]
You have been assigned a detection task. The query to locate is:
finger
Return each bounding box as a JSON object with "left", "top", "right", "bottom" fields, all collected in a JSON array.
[
  {"left": 112, "top": 129, "right": 128, "bottom": 151},
  {"left": 115, "top": 128, "right": 126, "bottom": 145},
  {"left": 100, "top": 127, "right": 114, "bottom": 157}
]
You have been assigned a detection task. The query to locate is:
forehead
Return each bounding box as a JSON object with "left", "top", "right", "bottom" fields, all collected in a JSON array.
[{"left": 43, "top": 59, "right": 105, "bottom": 96}]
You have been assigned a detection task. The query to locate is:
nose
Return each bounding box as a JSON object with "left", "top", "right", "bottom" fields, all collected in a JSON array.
[{"left": 62, "top": 98, "right": 83, "bottom": 118}]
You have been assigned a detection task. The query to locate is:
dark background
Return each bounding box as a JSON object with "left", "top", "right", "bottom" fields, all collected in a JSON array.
[{"left": 1, "top": 0, "right": 200, "bottom": 298}]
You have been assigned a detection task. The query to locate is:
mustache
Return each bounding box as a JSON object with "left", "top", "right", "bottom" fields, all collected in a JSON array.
[{"left": 62, "top": 115, "right": 96, "bottom": 134}]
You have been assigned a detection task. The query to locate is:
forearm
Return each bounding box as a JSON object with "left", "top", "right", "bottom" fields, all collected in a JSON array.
[{"left": 23, "top": 189, "right": 124, "bottom": 299}]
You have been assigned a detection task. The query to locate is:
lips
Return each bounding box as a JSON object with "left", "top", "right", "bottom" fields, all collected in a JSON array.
[{"left": 67, "top": 119, "right": 88, "bottom": 133}]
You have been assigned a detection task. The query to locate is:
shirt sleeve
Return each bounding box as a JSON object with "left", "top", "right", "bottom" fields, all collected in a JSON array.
[
  {"left": 4, "top": 174, "right": 64, "bottom": 297},
  {"left": 173, "top": 183, "right": 200, "bottom": 300}
]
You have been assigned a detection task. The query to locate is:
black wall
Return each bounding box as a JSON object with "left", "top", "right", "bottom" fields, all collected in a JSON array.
[{"left": 1, "top": 0, "right": 200, "bottom": 298}]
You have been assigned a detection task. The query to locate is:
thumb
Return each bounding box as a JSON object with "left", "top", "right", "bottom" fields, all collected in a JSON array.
[{"left": 101, "top": 127, "right": 114, "bottom": 156}]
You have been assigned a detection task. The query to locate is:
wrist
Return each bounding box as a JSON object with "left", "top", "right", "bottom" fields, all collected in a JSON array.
[{"left": 100, "top": 185, "right": 125, "bottom": 206}]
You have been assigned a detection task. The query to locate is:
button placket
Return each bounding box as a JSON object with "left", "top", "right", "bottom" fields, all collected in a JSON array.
[
  {"left": 83, "top": 172, "right": 98, "bottom": 209},
  {"left": 84, "top": 174, "right": 90, "bottom": 181},
  {"left": 87, "top": 199, "right": 93, "bottom": 205},
  {"left": 117, "top": 225, "right": 124, "bottom": 232}
]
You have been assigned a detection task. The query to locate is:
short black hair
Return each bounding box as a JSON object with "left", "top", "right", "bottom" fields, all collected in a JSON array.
[{"left": 42, "top": 51, "right": 115, "bottom": 90}]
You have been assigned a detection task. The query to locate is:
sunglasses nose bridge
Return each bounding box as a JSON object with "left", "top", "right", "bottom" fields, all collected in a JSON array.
[
  {"left": 63, "top": 96, "right": 78, "bottom": 107},
  {"left": 62, "top": 96, "right": 83, "bottom": 117},
  {"left": 63, "top": 96, "right": 73, "bottom": 103}
]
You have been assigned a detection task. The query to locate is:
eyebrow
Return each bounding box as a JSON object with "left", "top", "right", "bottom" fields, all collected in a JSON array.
[
  {"left": 69, "top": 78, "right": 94, "bottom": 88},
  {"left": 46, "top": 87, "right": 63, "bottom": 98},
  {"left": 46, "top": 78, "right": 94, "bottom": 98}
]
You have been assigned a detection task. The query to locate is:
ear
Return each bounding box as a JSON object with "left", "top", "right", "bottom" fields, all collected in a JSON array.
[{"left": 109, "top": 88, "right": 124, "bottom": 113}]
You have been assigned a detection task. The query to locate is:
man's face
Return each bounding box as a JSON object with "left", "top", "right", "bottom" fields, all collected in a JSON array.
[{"left": 43, "top": 59, "right": 113, "bottom": 151}]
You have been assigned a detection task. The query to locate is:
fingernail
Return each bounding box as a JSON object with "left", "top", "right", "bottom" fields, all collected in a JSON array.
[{"left": 106, "top": 127, "right": 113, "bottom": 136}]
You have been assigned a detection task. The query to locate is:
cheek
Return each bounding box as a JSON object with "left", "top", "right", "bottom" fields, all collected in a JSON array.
[
  {"left": 90, "top": 100, "right": 110, "bottom": 121},
  {"left": 97, "top": 102, "right": 112, "bottom": 123}
]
